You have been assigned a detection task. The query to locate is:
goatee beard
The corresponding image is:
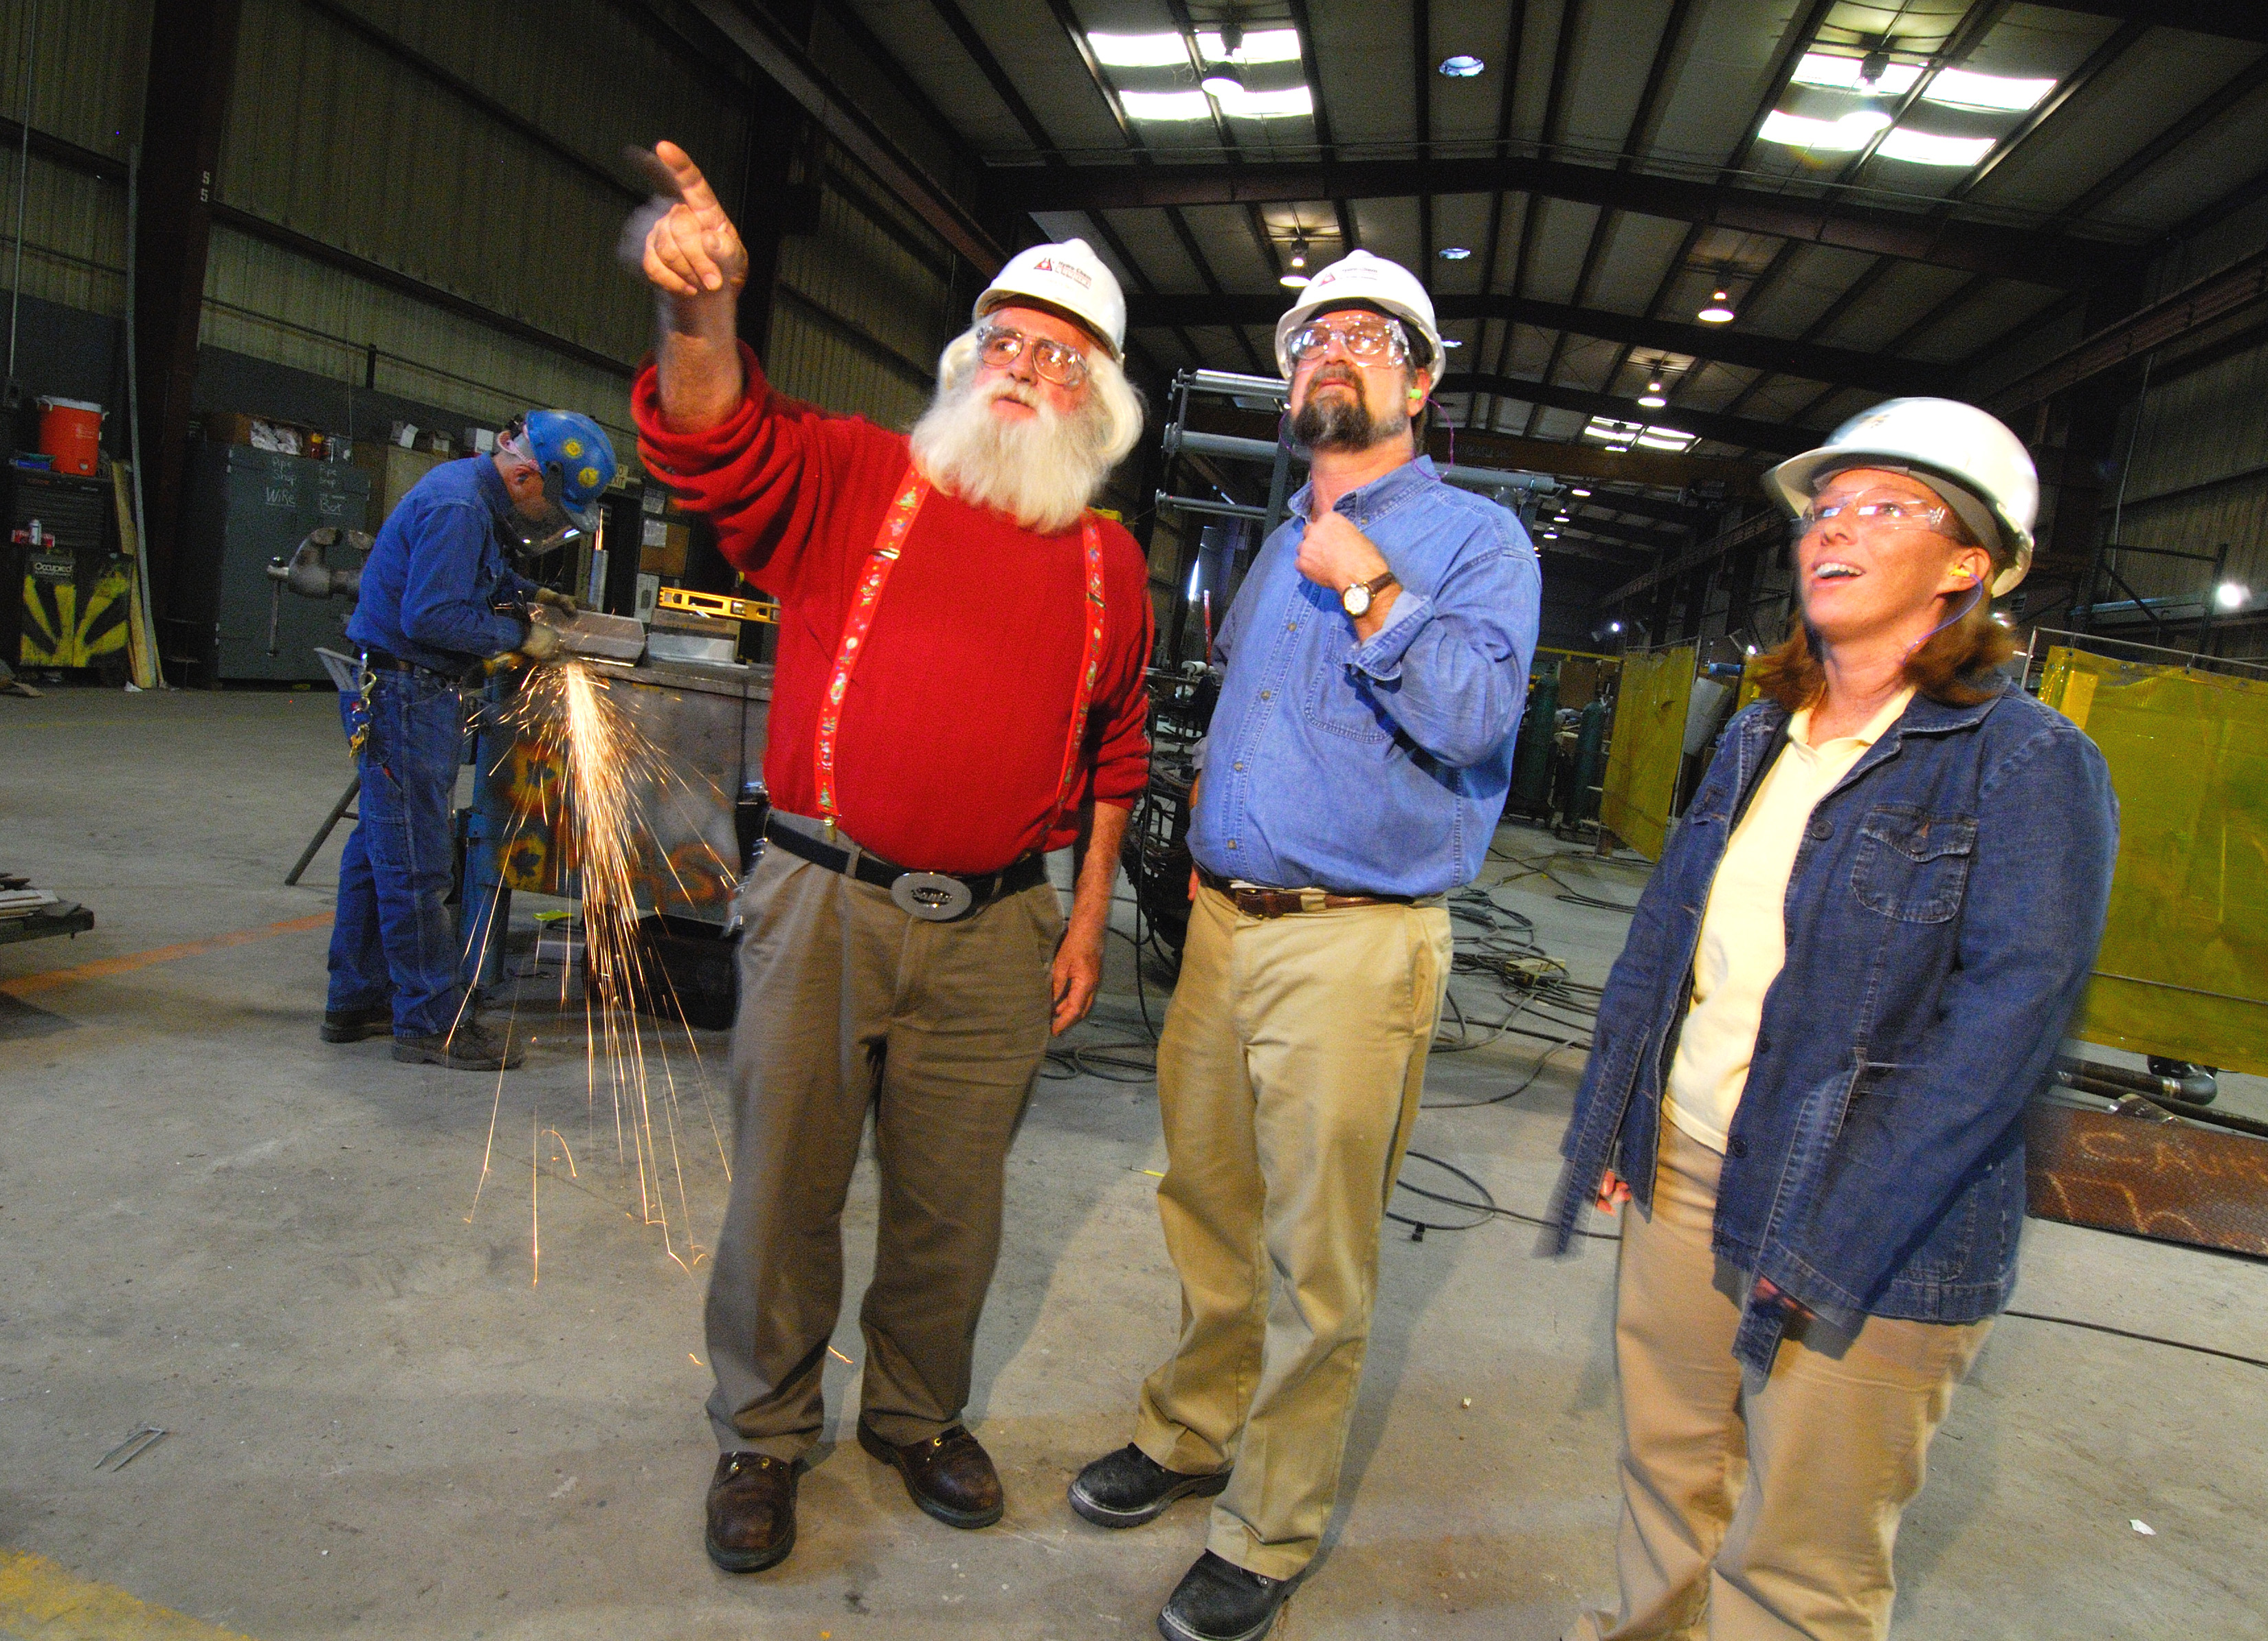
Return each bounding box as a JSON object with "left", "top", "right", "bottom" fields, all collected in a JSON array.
[{"left": 1292, "top": 386, "right": 1408, "bottom": 452}]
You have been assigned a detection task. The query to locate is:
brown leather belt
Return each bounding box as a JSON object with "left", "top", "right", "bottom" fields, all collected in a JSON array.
[{"left": 1197, "top": 866, "right": 1417, "bottom": 918}]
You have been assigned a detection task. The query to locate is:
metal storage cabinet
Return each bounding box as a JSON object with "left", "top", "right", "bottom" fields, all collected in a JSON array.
[{"left": 174, "top": 443, "right": 372, "bottom": 683}]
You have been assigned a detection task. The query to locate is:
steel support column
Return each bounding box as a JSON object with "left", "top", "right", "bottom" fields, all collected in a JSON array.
[{"left": 135, "top": 0, "right": 244, "bottom": 617}]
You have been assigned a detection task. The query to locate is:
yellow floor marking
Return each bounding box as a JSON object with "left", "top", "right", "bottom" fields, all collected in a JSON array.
[
  {"left": 0, "top": 914, "right": 333, "bottom": 1000},
  {"left": 0, "top": 1548, "right": 257, "bottom": 1640}
]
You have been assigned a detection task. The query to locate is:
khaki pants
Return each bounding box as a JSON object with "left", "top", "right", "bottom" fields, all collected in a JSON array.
[
  {"left": 703, "top": 843, "right": 1063, "bottom": 1459},
  {"left": 1133, "top": 883, "right": 1454, "bottom": 1580},
  {"left": 1572, "top": 1119, "right": 1992, "bottom": 1641}
]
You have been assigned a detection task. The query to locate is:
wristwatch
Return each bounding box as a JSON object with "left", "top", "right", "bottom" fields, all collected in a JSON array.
[{"left": 1341, "top": 569, "right": 1399, "bottom": 618}]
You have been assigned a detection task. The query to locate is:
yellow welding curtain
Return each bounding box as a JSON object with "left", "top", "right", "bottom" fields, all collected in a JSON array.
[
  {"left": 2039, "top": 646, "right": 2268, "bottom": 1077},
  {"left": 1600, "top": 644, "right": 1695, "bottom": 861}
]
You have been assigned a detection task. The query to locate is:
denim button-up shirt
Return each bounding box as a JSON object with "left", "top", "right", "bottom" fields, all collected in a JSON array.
[
  {"left": 1548, "top": 681, "right": 2118, "bottom": 1382},
  {"left": 1190, "top": 456, "right": 1540, "bottom": 896},
  {"left": 348, "top": 456, "right": 537, "bottom": 672}
]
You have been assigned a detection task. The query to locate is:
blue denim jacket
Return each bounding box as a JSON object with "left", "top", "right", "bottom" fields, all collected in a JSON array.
[
  {"left": 1549, "top": 679, "right": 2117, "bottom": 1380},
  {"left": 1191, "top": 456, "right": 1541, "bottom": 896},
  {"left": 348, "top": 457, "right": 536, "bottom": 672}
]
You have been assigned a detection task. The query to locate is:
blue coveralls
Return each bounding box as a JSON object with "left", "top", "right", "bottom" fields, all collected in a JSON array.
[{"left": 328, "top": 457, "right": 538, "bottom": 1037}]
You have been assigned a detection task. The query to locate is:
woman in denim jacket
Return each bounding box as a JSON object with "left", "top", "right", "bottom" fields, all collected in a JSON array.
[{"left": 1550, "top": 399, "right": 2118, "bottom": 1641}]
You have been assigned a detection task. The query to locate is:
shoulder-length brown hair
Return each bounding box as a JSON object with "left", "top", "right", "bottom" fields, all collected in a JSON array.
[{"left": 1750, "top": 586, "right": 2016, "bottom": 712}]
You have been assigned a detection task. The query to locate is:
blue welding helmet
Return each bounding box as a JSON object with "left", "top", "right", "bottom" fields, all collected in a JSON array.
[{"left": 511, "top": 410, "right": 619, "bottom": 532}]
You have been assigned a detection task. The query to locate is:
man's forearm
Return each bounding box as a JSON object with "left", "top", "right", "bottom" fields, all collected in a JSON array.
[
  {"left": 1069, "top": 802, "right": 1131, "bottom": 938},
  {"left": 656, "top": 291, "right": 745, "bottom": 433}
]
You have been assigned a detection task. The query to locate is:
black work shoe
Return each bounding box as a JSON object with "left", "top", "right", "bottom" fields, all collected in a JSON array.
[
  {"left": 705, "top": 1451, "right": 797, "bottom": 1573},
  {"left": 391, "top": 1020, "right": 526, "bottom": 1070},
  {"left": 321, "top": 1004, "right": 392, "bottom": 1043},
  {"left": 1069, "top": 1444, "right": 1230, "bottom": 1528},
  {"left": 857, "top": 1418, "right": 1004, "bottom": 1528},
  {"left": 1157, "top": 1550, "right": 1295, "bottom": 1641}
]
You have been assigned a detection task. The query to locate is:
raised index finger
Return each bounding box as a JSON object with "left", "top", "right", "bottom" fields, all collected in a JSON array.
[{"left": 654, "top": 140, "right": 723, "bottom": 220}]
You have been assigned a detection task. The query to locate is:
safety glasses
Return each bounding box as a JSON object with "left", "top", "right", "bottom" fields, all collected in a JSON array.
[
  {"left": 1794, "top": 496, "right": 1950, "bottom": 536},
  {"left": 976, "top": 324, "right": 1090, "bottom": 388},
  {"left": 1287, "top": 317, "right": 1410, "bottom": 368}
]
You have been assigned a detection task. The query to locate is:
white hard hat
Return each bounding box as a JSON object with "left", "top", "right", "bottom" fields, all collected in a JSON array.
[
  {"left": 1274, "top": 250, "right": 1443, "bottom": 379},
  {"left": 975, "top": 239, "right": 1126, "bottom": 360},
  {"left": 1764, "top": 397, "right": 2039, "bottom": 595}
]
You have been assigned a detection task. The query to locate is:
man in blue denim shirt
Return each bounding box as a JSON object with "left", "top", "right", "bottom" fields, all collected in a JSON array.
[
  {"left": 1070, "top": 254, "right": 1539, "bottom": 1641},
  {"left": 326, "top": 412, "right": 614, "bottom": 1070}
]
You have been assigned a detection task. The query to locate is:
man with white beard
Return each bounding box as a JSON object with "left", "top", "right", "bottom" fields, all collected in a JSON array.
[{"left": 630, "top": 144, "right": 1155, "bottom": 1574}]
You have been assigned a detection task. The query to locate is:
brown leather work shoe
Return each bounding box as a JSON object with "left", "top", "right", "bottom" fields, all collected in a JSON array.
[
  {"left": 857, "top": 1417, "right": 1004, "bottom": 1528},
  {"left": 704, "top": 1451, "right": 797, "bottom": 1573}
]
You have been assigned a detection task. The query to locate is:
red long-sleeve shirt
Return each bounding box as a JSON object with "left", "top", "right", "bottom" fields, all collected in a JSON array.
[{"left": 633, "top": 344, "right": 1154, "bottom": 875}]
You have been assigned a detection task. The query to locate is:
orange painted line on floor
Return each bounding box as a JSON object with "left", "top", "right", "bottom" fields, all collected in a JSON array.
[{"left": 0, "top": 912, "right": 335, "bottom": 1000}]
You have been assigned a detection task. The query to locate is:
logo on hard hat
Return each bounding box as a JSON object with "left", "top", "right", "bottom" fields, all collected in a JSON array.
[{"left": 1032, "top": 255, "right": 1093, "bottom": 290}]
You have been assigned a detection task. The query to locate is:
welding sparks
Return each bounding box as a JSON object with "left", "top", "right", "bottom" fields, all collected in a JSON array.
[{"left": 464, "top": 659, "right": 740, "bottom": 1281}]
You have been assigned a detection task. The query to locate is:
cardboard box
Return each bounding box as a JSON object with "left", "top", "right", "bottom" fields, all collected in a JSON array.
[
  {"left": 351, "top": 441, "right": 450, "bottom": 528},
  {"left": 640, "top": 522, "right": 690, "bottom": 577}
]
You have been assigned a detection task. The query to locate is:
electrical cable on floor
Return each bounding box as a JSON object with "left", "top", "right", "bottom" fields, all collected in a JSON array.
[
  {"left": 1388, "top": 1149, "right": 1621, "bottom": 1244},
  {"left": 2001, "top": 1310, "right": 2268, "bottom": 1372}
]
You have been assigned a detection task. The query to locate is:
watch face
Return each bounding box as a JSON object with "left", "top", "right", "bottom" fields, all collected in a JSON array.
[{"left": 1342, "top": 583, "right": 1371, "bottom": 617}]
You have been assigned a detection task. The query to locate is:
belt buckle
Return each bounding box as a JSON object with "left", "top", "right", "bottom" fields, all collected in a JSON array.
[{"left": 891, "top": 870, "right": 973, "bottom": 921}]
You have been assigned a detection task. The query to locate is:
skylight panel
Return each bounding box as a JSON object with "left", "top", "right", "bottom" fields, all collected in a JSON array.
[
  {"left": 1195, "top": 27, "right": 1304, "bottom": 63},
  {"left": 1213, "top": 84, "right": 1314, "bottom": 118},
  {"left": 1788, "top": 52, "right": 1922, "bottom": 95},
  {"left": 1924, "top": 67, "right": 2056, "bottom": 112},
  {"left": 1760, "top": 108, "right": 1893, "bottom": 152},
  {"left": 1876, "top": 127, "right": 1996, "bottom": 166},
  {"left": 1636, "top": 430, "right": 1696, "bottom": 451},
  {"left": 1087, "top": 32, "right": 1192, "bottom": 67},
  {"left": 1118, "top": 89, "right": 1215, "bottom": 120}
]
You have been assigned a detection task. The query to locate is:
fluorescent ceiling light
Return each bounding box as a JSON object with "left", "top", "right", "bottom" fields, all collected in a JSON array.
[
  {"left": 1637, "top": 431, "right": 1694, "bottom": 450},
  {"left": 1439, "top": 337, "right": 1463, "bottom": 347},
  {"left": 1790, "top": 52, "right": 1922, "bottom": 95},
  {"left": 1570, "top": 486, "right": 1592, "bottom": 496},
  {"left": 1761, "top": 108, "right": 1893, "bottom": 153},
  {"left": 1438, "top": 245, "right": 1471, "bottom": 260},
  {"left": 1087, "top": 32, "right": 1191, "bottom": 67},
  {"left": 1195, "top": 27, "right": 1303, "bottom": 63},
  {"left": 1924, "top": 67, "right": 2056, "bottom": 112},
  {"left": 1439, "top": 54, "right": 1485, "bottom": 78},
  {"left": 1877, "top": 126, "right": 1996, "bottom": 166}
]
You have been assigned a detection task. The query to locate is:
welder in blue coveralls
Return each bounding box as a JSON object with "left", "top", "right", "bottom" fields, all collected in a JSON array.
[{"left": 324, "top": 410, "right": 618, "bottom": 1070}]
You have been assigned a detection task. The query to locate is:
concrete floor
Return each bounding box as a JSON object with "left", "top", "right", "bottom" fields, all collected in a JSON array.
[{"left": 3, "top": 684, "right": 2265, "bottom": 1641}]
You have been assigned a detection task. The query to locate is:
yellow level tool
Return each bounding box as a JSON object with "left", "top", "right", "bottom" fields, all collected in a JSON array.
[{"left": 656, "top": 586, "right": 780, "bottom": 624}]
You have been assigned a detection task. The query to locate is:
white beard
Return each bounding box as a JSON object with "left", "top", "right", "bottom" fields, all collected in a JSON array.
[{"left": 908, "top": 375, "right": 1116, "bottom": 535}]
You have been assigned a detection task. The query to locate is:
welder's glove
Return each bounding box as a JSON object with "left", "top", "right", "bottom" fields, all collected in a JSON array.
[
  {"left": 517, "top": 621, "right": 564, "bottom": 664},
  {"left": 533, "top": 587, "right": 579, "bottom": 615}
]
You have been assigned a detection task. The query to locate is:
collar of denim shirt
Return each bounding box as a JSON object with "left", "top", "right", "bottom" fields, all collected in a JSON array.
[{"left": 1288, "top": 452, "right": 1441, "bottom": 533}]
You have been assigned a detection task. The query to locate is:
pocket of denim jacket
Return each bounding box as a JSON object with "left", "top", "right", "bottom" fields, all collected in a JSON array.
[{"left": 1849, "top": 804, "right": 1977, "bottom": 924}]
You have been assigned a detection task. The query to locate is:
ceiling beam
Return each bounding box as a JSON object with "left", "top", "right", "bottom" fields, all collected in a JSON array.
[
  {"left": 989, "top": 155, "right": 2129, "bottom": 288},
  {"left": 1989, "top": 245, "right": 2268, "bottom": 411},
  {"left": 680, "top": 0, "right": 1004, "bottom": 271},
  {"left": 2035, "top": 1, "right": 2268, "bottom": 44},
  {"left": 1129, "top": 291, "right": 1941, "bottom": 394}
]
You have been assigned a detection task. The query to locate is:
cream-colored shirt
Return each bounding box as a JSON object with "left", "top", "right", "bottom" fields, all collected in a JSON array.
[{"left": 1663, "top": 688, "right": 1915, "bottom": 1154}]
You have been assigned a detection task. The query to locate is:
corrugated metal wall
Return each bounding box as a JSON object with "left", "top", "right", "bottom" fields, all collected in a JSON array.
[
  {"left": 3, "top": 0, "right": 965, "bottom": 461},
  {"left": 764, "top": 165, "right": 961, "bottom": 430},
  {"left": 2104, "top": 343, "right": 2268, "bottom": 620},
  {"left": 0, "top": 0, "right": 148, "bottom": 318}
]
